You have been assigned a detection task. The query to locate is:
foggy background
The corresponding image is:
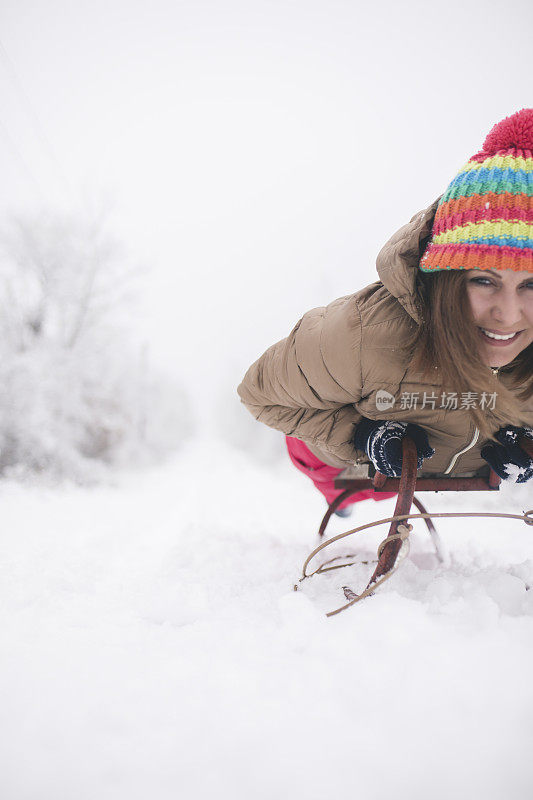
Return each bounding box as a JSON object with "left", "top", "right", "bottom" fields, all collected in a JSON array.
[{"left": 1, "top": 0, "right": 532, "bottom": 470}]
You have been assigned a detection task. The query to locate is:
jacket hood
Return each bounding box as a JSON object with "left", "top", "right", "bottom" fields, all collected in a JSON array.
[{"left": 376, "top": 197, "right": 441, "bottom": 323}]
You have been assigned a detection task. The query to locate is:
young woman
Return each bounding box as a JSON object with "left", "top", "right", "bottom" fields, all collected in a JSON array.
[{"left": 238, "top": 109, "right": 533, "bottom": 515}]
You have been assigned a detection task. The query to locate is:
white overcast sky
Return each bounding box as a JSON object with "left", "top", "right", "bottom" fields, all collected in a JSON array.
[{"left": 1, "top": 0, "right": 531, "bottom": 431}]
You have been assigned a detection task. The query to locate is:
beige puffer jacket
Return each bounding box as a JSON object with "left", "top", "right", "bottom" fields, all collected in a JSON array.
[{"left": 237, "top": 199, "right": 533, "bottom": 477}]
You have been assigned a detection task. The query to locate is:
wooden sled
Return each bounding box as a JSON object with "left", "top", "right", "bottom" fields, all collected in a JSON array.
[{"left": 318, "top": 435, "right": 533, "bottom": 590}]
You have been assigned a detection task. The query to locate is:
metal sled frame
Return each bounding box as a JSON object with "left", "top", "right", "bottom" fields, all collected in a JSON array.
[{"left": 318, "top": 435, "right": 533, "bottom": 588}]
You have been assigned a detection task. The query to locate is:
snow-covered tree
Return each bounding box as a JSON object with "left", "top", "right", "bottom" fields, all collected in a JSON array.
[{"left": 0, "top": 209, "right": 192, "bottom": 484}]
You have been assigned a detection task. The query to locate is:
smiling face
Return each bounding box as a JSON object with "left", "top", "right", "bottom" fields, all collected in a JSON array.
[{"left": 466, "top": 269, "right": 533, "bottom": 367}]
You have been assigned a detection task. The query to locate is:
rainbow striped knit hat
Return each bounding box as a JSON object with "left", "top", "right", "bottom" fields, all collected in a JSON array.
[{"left": 419, "top": 108, "right": 533, "bottom": 273}]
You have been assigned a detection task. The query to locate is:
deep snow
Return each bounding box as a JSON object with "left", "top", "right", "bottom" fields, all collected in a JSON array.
[{"left": 1, "top": 437, "right": 532, "bottom": 800}]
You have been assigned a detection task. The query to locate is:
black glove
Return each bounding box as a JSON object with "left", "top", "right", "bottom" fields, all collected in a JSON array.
[
  {"left": 481, "top": 426, "right": 533, "bottom": 484},
  {"left": 354, "top": 418, "right": 435, "bottom": 478}
]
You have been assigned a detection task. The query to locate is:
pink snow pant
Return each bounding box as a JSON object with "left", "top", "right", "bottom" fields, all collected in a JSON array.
[{"left": 285, "top": 435, "right": 397, "bottom": 509}]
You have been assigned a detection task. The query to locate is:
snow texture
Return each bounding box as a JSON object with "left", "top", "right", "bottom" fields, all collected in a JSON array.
[{"left": 1, "top": 437, "right": 532, "bottom": 800}]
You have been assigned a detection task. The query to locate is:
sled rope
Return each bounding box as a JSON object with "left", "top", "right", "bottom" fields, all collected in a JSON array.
[{"left": 298, "top": 508, "right": 533, "bottom": 617}]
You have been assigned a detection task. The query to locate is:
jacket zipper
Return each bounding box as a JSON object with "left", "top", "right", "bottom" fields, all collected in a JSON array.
[
  {"left": 443, "top": 427, "right": 480, "bottom": 474},
  {"left": 442, "top": 367, "right": 500, "bottom": 475}
]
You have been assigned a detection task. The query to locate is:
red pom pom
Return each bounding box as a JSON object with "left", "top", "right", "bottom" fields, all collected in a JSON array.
[{"left": 482, "top": 108, "right": 533, "bottom": 154}]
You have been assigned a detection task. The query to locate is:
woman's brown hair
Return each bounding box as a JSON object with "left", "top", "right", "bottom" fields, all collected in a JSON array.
[{"left": 407, "top": 270, "right": 533, "bottom": 440}]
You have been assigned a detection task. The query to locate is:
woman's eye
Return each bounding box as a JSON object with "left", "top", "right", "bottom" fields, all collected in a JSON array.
[{"left": 469, "top": 277, "right": 493, "bottom": 286}]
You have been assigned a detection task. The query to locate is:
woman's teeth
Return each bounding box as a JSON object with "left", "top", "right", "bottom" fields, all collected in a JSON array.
[{"left": 480, "top": 328, "right": 519, "bottom": 341}]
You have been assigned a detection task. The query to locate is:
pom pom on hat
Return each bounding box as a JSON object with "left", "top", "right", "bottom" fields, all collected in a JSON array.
[{"left": 482, "top": 108, "right": 533, "bottom": 154}]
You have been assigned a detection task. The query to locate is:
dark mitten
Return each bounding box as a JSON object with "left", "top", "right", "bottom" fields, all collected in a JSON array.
[
  {"left": 354, "top": 418, "right": 435, "bottom": 478},
  {"left": 481, "top": 426, "right": 533, "bottom": 484}
]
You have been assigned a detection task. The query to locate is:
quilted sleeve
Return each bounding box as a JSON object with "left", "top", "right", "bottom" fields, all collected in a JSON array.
[{"left": 237, "top": 295, "right": 366, "bottom": 464}]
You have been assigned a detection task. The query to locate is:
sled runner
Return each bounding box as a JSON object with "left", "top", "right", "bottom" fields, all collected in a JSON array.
[{"left": 298, "top": 436, "right": 533, "bottom": 615}]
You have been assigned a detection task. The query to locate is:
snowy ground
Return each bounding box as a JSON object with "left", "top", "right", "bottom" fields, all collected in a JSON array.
[{"left": 1, "top": 438, "right": 532, "bottom": 800}]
